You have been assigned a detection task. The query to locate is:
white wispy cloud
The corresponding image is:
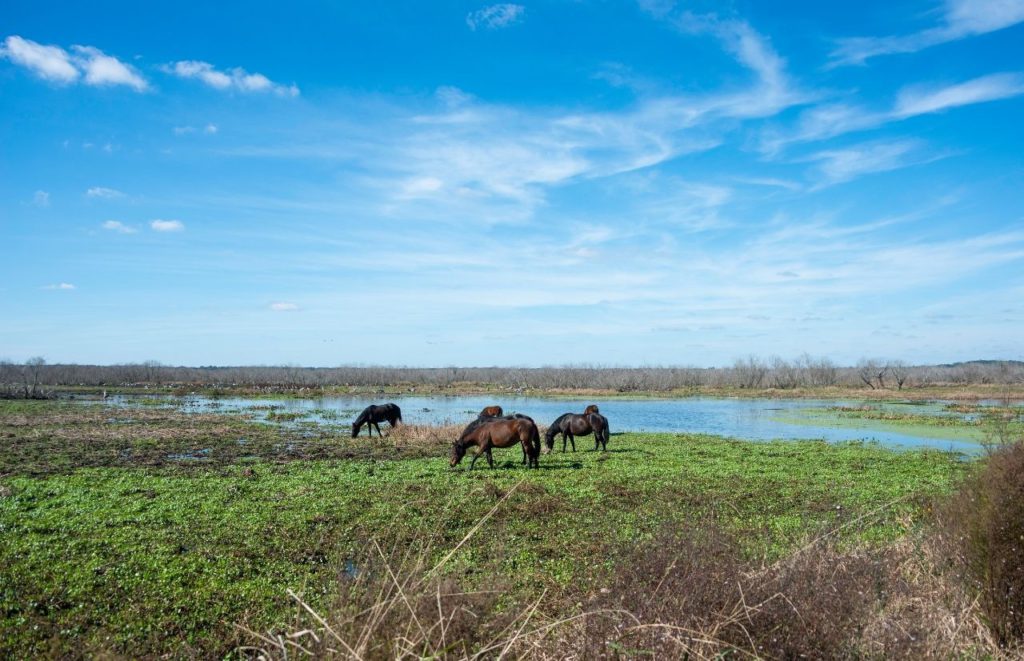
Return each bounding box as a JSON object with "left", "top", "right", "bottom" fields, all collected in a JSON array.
[
  {"left": 1, "top": 35, "right": 78, "bottom": 83},
  {"left": 42, "top": 283, "right": 76, "bottom": 290},
  {"left": 640, "top": 10, "right": 812, "bottom": 119},
  {"left": 86, "top": 186, "right": 125, "bottom": 199},
  {"left": 763, "top": 72, "right": 1024, "bottom": 152},
  {"left": 173, "top": 123, "right": 218, "bottom": 135},
  {"left": 466, "top": 4, "right": 526, "bottom": 30},
  {"left": 803, "top": 139, "right": 942, "bottom": 187},
  {"left": 893, "top": 72, "right": 1024, "bottom": 116},
  {"left": 0, "top": 36, "right": 147, "bottom": 90},
  {"left": 269, "top": 302, "right": 300, "bottom": 311},
  {"left": 150, "top": 219, "right": 185, "bottom": 232},
  {"left": 830, "top": 0, "right": 1024, "bottom": 66},
  {"left": 164, "top": 60, "right": 299, "bottom": 96},
  {"left": 101, "top": 220, "right": 137, "bottom": 234},
  {"left": 32, "top": 190, "right": 50, "bottom": 207}
]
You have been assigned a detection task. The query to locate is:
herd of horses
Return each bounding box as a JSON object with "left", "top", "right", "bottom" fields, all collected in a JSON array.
[{"left": 351, "top": 402, "right": 610, "bottom": 470}]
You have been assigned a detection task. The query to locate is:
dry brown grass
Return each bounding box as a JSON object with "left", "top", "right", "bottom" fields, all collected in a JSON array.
[{"left": 241, "top": 485, "right": 1021, "bottom": 661}]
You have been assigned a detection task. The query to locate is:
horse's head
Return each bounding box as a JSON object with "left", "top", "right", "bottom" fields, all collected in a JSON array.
[
  {"left": 351, "top": 422, "right": 360, "bottom": 438},
  {"left": 449, "top": 440, "right": 467, "bottom": 467},
  {"left": 543, "top": 427, "right": 556, "bottom": 453}
]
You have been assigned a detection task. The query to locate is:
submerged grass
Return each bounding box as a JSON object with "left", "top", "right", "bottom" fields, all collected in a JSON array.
[{"left": 0, "top": 399, "right": 973, "bottom": 657}]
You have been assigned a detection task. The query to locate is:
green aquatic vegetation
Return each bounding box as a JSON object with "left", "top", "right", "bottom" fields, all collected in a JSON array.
[
  {"left": 771, "top": 402, "right": 1015, "bottom": 444},
  {"left": 264, "top": 411, "right": 307, "bottom": 422}
]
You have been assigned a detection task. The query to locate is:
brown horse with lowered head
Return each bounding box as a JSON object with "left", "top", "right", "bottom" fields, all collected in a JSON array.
[
  {"left": 450, "top": 415, "right": 541, "bottom": 469},
  {"left": 545, "top": 406, "right": 609, "bottom": 452}
]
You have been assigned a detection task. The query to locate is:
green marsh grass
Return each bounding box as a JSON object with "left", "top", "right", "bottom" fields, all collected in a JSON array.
[{"left": 0, "top": 399, "right": 974, "bottom": 657}]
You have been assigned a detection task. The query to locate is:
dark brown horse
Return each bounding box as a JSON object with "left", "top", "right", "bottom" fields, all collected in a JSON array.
[
  {"left": 351, "top": 403, "right": 402, "bottom": 438},
  {"left": 544, "top": 408, "right": 609, "bottom": 452},
  {"left": 450, "top": 415, "right": 540, "bottom": 469}
]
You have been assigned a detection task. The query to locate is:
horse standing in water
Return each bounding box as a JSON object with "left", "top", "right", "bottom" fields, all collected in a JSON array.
[
  {"left": 545, "top": 406, "right": 609, "bottom": 452},
  {"left": 351, "top": 403, "right": 402, "bottom": 438},
  {"left": 450, "top": 415, "right": 541, "bottom": 469}
]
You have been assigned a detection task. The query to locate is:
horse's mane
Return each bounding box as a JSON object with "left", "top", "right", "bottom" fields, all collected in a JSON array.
[{"left": 545, "top": 412, "right": 572, "bottom": 439}]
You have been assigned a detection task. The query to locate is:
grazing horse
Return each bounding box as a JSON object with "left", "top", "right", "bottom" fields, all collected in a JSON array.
[
  {"left": 351, "top": 403, "right": 402, "bottom": 438},
  {"left": 545, "top": 408, "right": 610, "bottom": 452},
  {"left": 450, "top": 415, "right": 540, "bottom": 469}
]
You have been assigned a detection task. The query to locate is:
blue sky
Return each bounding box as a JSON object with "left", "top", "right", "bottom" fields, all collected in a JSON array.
[{"left": 2, "top": 0, "right": 1023, "bottom": 367}]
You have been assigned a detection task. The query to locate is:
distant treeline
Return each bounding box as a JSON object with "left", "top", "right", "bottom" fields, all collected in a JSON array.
[{"left": 2, "top": 356, "right": 1023, "bottom": 397}]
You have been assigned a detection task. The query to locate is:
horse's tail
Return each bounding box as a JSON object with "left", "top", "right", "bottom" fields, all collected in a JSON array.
[{"left": 530, "top": 421, "right": 542, "bottom": 461}]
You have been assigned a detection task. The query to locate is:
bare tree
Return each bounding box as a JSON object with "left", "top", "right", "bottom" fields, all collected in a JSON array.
[
  {"left": 889, "top": 360, "right": 910, "bottom": 390},
  {"left": 22, "top": 356, "right": 46, "bottom": 398},
  {"left": 856, "top": 359, "right": 888, "bottom": 390}
]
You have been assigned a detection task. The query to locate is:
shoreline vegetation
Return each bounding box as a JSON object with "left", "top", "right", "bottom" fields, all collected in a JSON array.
[
  {"left": 2, "top": 358, "right": 1023, "bottom": 401},
  {"left": 1, "top": 392, "right": 1022, "bottom": 657}
]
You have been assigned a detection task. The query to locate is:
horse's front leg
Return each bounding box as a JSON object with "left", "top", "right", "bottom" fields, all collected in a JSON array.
[
  {"left": 469, "top": 446, "right": 485, "bottom": 470},
  {"left": 486, "top": 446, "right": 494, "bottom": 468},
  {"left": 569, "top": 434, "right": 576, "bottom": 452}
]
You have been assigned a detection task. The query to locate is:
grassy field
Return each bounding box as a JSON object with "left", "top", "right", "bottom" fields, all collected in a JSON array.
[{"left": 0, "top": 399, "right": 980, "bottom": 657}]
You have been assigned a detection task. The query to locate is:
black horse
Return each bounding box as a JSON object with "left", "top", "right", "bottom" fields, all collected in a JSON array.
[
  {"left": 544, "top": 409, "right": 609, "bottom": 452},
  {"left": 351, "top": 403, "right": 402, "bottom": 438}
]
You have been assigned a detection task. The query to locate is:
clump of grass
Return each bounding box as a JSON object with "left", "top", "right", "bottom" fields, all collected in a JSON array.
[{"left": 385, "top": 422, "right": 465, "bottom": 448}]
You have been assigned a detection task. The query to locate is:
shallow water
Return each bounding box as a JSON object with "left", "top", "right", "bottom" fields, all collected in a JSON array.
[{"left": 103, "top": 393, "right": 1001, "bottom": 454}]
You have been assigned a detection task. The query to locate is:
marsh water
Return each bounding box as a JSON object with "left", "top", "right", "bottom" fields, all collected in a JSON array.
[{"left": 103, "top": 393, "right": 1011, "bottom": 454}]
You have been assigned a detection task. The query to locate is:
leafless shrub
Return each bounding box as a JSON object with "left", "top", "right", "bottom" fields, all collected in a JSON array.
[
  {"left": 732, "top": 355, "right": 768, "bottom": 388},
  {"left": 5, "top": 359, "right": 1022, "bottom": 393},
  {"left": 769, "top": 356, "right": 800, "bottom": 389},
  {"left": 937, "top": 441, "right": 1024, "bottom": 647}
]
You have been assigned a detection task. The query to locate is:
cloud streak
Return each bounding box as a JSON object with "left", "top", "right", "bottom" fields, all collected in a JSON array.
[
  {"left": 803, "top": 139, "right": 943, "bottom": 188},
  {"left": 101, "top": 220, "right": 137, "bottom": 234},
  {"left": 87, "top": 186, "right": 126, "bottom": 199},
  {"left": 830, "top": 0, "right": 1024, "bottom": 66},
  {"left": 466, "top": 4, "right": 525, "bottom": 30},
  {"left": 763, "top": 72, "right": 1024, "bottom": 152}
]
